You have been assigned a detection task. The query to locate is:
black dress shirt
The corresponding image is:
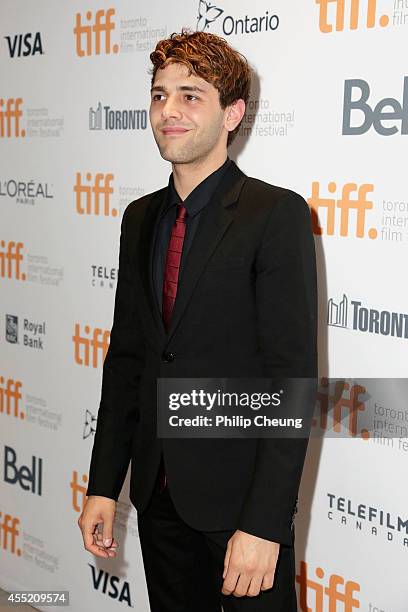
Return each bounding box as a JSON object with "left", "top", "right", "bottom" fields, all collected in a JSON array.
[{"left": 152, "top": 156, "right": 232, "bottom": 315}]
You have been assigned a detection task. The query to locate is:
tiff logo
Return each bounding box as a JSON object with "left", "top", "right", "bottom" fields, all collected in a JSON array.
[
  {"left": 0, "top": 511, "right": 21, "bottom": 556},
  {"left": 74, "top": 9, "right": 118, "bottom": 57},
  {"left": 0, "top": 377, "right": 23, "bottom": 419},
  {"left": 0, "top": 241, "right": 25, "bottom": 279},
  {"left": 296, "top": 560, "right": 360, "bottom": 609},
  {"left": 71, "top": 470, "right": 88, "bottom": 512},
  {"left": 74, "top": 172, "right": 116, "bottom": 216},
  {"left": 307, "top": 182, "right": 376, "bottom": 238},
  {"left": 0, "top": 99, "right": 25, "bottom": 138},
  {"left": 315, "top": 0, "right": 389, "bottom": 32},
  {"left": 313, "top": 378, "right": 367, "bottom": 437},
  {"left": 72, "top": 324, "right": 110, "bottom": 368}
]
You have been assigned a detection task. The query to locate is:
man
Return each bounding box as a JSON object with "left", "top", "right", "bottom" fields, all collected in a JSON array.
[{"left": 78, "top": 29, "right": 317, "bottom": 611}]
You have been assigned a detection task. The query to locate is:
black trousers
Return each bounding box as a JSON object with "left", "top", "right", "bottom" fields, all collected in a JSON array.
[{"left": 136, "top": 459, "right": 298, "bottom": 611}]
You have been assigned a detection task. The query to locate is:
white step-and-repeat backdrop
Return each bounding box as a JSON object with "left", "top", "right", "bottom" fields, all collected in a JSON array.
[{"left": 1, "top": 1, "right": 407, "bottom": 610}]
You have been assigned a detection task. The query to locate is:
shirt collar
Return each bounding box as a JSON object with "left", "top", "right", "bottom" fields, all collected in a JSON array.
[{"left": 163, "top": 156, "right": 232, "bottom": 219}]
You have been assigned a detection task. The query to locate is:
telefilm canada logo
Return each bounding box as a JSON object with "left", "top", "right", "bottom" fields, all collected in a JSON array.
[
  {"left": 196, "top": 0, "right": 280, "bottom": 35},
  {"left": 89, "top": 102, "right": 147, "bottom": 131},
  {"left": 327, "top": 294, "right": 408, "bottom": 339},
  {"left": 327, "top": 492, "right": 408, "bottom": 548}
]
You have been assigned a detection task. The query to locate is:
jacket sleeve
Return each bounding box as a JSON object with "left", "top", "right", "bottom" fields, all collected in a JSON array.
[
  {"left": 86, "top": 204, "right": 146, "bottom": 501},
  {"left": 237, "top": 191, "right": 318, "bottom": 546}
]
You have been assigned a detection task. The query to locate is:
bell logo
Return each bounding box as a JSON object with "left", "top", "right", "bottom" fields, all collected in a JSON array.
[
  {"left": 71, "top": 470, "right": 88, "bottom": 512},
  {"left": 0, "top": 377, "right": 23, "bottom": 419},
  {"left": 74, "top": 172, "right": 115, "bottom": 216},
  {"left": 74, "top": 9, "right": 118, "bottom": 57},
  {"left": 315, "top": 0, "right": 389, "bottom": 32},
  {"left": 343, "top": 77, "right": 408, "bottom": 136},
  {"left": 72, "top": 324, "right": 110, "bottom": 368},
  {"left": 0, "top": 511, "right": 21, "bottom": 556},
  {"left": 0, "top": 241, "right": 25, "bottom": 280},
  {"left": 308, "top": 182, "right": 376, "bottom": 238},
  {"left": 0, "top": 98, "right": 25, "bottom": 138},
  {"left": 296, "top": 560, "right": 360, "bottom": 610}
]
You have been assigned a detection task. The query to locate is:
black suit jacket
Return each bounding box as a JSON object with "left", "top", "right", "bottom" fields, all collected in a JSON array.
[{"left": 86, "top": 159, "right": 318, "bottom": 547}]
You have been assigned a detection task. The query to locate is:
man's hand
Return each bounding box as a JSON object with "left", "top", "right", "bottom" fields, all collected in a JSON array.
[
  {"left": 222, "top": 529, "right": 280, "bottom": 597},
  {"left": 78, "top": 495, "right": 119, "bottom": 559}
]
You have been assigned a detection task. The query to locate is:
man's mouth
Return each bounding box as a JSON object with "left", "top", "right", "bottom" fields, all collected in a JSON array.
[{"left": 161, "top": 127, "right": 190, "bottom": 135}]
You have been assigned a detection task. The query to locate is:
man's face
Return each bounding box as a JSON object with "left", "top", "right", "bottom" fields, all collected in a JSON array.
[{"left": 149, "top": 61, "right": 228, "bottom": 164}]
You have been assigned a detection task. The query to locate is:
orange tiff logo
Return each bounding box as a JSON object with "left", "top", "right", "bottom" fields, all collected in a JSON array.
[
  {"left": 72, "top": 324, "right": 110, "bottom": 368},
  {"left": 296, "top": 560, "right": 360, "bottom": 611},
  {"left": 0, "top": 377, "right": 23, "bottom": 419},
  {"left": 0, "top": 241, "right": 25, "bottom": 280},
  {"left": 313, "top": 378, "right": 369, "bottom": 439},
  {"left": 307, "top": 182, "right": 376, "bottom": 238},
  {"left": 0, "top": 98, "right": 25, "bottom": 138},
  {"left": 74, "top": 9, "right": 119, "bottom": 57},
  {"left": 71, "top": 470, "right": 88, "bottom": 512},
  {"left": 0, "top": 511, "right": 21, "bottom": 556},
  {"left": 74, "top": 172, "right": 116, "bottom": 216},
  {"left": 315, "top": 0, "right": 389, "bottom": 32}
]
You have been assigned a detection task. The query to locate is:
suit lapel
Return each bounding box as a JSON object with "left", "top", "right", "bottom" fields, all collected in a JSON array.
[{"left": 137, "top": 160, "right": 247, "bottom": 345}]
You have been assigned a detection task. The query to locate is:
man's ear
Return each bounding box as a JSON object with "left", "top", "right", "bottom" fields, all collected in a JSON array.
[{"left": 224, "top": 99, "right": 246, "bottom": 134}]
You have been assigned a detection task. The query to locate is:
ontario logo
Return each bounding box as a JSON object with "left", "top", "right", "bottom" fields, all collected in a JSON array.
[
  {"left": 327, "top": 294, "right": 408, "bottom": 340},
  {"left": 196, "top": 0, "right": 279, "bottom": 35}
]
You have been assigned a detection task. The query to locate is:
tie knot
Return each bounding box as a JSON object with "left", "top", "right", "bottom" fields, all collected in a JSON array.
[{"left": 176, "top": 202, "right": 187, "bottom": 222}]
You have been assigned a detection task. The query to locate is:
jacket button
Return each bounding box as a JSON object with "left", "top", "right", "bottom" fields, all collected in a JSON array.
[{"left": 162, "top": 351, "right": 175, "bottom": 363}]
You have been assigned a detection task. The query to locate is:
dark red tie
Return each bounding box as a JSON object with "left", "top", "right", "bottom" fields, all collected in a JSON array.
[
  {"left": 159, "top": 202, "right": 187, "bottom": 491},
  {"left": 162, "top": 202, "right": 188, "bottom": 332}
]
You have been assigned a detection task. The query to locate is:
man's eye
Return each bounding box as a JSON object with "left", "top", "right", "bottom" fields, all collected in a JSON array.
[
  {"left": 152, "top": 94, "right": 165, "bottom": 101},
  {"left": 185, "top": 95, "right": 198, "bottom": 101}
]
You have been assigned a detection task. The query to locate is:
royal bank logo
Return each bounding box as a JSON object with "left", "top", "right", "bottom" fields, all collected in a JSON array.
[
  {"left": 327, "top": 294, "right": 408, "bottom": 340},
  {"left": 5, "top": 316, "right": 46, "bottom": 350},
  {"left": 196, "top": 0, "right": 279, "bottom": 35},
  {"left": 5, "top": 315, "right": 18, "bottom": 344},
  {"left": 89, "top": 101, "right": 147, "bottom": 131},
  {"left": 83, "top": 409, "right": 97, "bottom": 439}
]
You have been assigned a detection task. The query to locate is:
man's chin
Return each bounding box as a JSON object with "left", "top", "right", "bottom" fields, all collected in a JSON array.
[{"left": 158, "top": 146, "right": 193, "bottom": 164}]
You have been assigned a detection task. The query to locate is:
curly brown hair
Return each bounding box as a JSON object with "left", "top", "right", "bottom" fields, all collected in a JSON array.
[{"left": 149, "top": 28, "right": 251, "bottom": 146}]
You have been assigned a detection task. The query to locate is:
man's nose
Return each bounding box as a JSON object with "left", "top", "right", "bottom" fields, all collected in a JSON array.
[{"left": 161, "top": 97, "right": 182, "bottom": 119}]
